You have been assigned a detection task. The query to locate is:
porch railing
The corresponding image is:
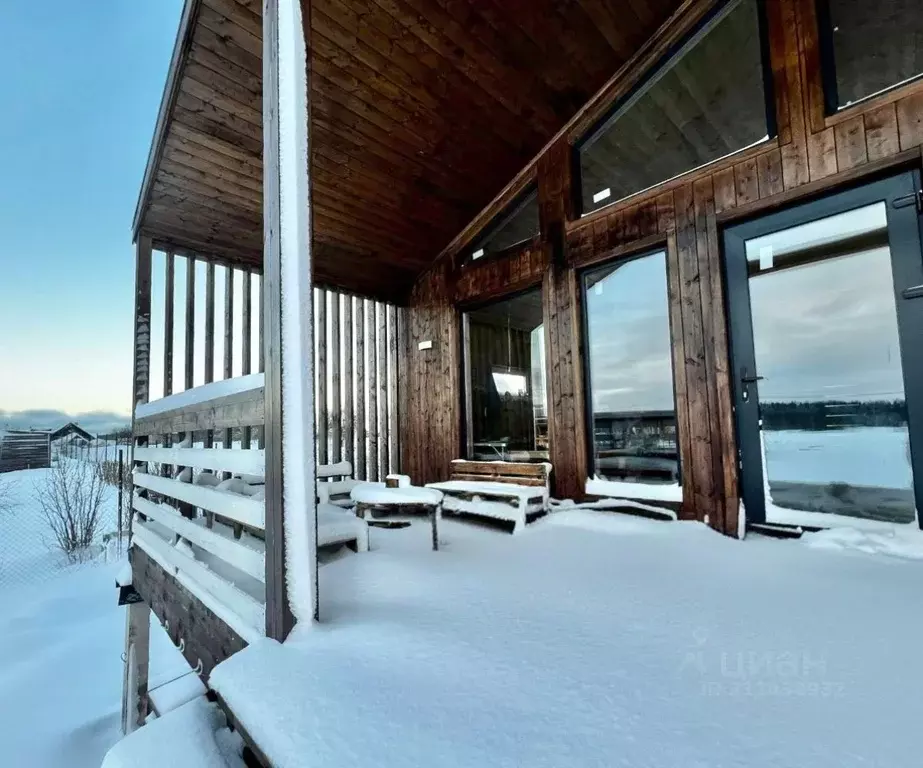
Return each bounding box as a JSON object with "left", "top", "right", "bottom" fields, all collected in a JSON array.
[{"left": 131, "top": 374, "right": 266, "bottom": 648}]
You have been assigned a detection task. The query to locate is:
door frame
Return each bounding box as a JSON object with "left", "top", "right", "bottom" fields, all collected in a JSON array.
[{"left": 723, "top": 171, "right": 923, "bottom": 528}]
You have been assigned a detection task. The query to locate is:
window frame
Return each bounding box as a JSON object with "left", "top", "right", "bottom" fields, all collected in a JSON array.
[
  {"left": 578, "top": 247, "right": 685, "bottom": 486},
  {"left": 465, "top": 183, "right": 541, "bottom": 265},
  {"left": 574, "top": 0, "right": 777, "bottom": 216},
  {"left": 816, "top": 0, "right": 923, "bottom": 116},
  {"left": 458, "top": 284, "right": 548, "bottom": 462}
]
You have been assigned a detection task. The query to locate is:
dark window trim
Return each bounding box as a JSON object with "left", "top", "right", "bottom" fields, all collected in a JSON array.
[
  {"left": 575, "top": 0, "right": 777, "bottom": 213},
  {"left": 578, "top": 247, "right": 684, "bottom": 486},
  {"left": 458, "top": 284, "right": 548, "bottom": 461},
  {"left": 816, "top": 0, "right": 923, "bottom": 116},
  {"left": 815, "top": 0, "right": 840, "bottom": 116},
  {"left": 465, "top": 183, "right": 540, "bottom": 264}
]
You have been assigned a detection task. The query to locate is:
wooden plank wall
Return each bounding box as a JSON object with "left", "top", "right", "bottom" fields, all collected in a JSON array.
[{"left": 400, "top": 0, "right": 923, "bottom": 535}]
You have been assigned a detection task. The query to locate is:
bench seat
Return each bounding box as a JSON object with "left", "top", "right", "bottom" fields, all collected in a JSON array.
[{"left": 426, "top": 461, "right": 551, "bottom": 533}]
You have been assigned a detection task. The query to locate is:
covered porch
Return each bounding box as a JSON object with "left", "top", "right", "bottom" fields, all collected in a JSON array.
[{"left": 118, "top": 0, "right": 923, "bottom": 760}]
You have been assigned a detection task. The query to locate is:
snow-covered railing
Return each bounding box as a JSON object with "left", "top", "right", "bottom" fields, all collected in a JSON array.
[{"left": 131, "top": 375, "right": 267, "bottom": 647}]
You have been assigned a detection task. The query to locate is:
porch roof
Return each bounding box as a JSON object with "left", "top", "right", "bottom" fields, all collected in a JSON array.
[{"left": 132, "top": 0, "right": 683, "bottom": 303}]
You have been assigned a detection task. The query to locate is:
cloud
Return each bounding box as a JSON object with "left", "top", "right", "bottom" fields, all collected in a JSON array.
[{"left": 0, "top": 409, "right": 130, "bottom": 435}]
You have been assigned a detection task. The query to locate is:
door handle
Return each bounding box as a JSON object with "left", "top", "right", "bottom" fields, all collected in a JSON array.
[
  {"left": 902, "top": 284, "right": 923, "bottom": 300},
  {"left": 741, "top": 367, "right": 764, "bottom": 384}
]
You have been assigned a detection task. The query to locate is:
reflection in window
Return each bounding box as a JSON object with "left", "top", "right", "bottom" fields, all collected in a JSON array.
[
  {"left": 579, "top": 0, "right": 770, "bottom": 214},
  {"left": 822, "top": 0, "right": 923, "bottom": 109},
  {"left": 470, "top": 188, "right": 540, "bottom": 260},
  {"left": 583, "top": 252, "right": 680, "bottom": 490},
  {"left": 464, "top": 289, "right": 548, "bottom": 462}
]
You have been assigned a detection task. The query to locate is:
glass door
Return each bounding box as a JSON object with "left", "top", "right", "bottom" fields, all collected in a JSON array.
[{"left": 724, "top": 172, "right": 923, "bottom": 528}]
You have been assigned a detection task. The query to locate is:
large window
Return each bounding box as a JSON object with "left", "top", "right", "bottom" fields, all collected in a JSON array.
[
  {"left": 578, "top": 0, "right": 772, "bottom": 214},
  {"left": 463, "top": 289, "right": 548, "bottom": 462},
  {"left": 819, "top": 0, "right": 923, "bottom": 111},
  {"left": 469, "top": 188, "right": 540, "bottom": 261},
  {"left": 582, "top": 252, "right": 681, "bottom": 494}
]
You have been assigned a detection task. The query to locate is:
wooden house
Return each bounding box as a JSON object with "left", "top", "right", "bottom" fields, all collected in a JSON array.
[{"left": 121, "top": 0, "right": 923, "bottom": 751}]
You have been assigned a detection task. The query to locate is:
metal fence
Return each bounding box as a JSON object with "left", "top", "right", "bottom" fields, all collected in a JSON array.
[{"left": 0, "top": 435, "right": 131, "bottom": 590}]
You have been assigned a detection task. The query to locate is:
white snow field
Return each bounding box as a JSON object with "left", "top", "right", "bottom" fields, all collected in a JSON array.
[
  {"left": 198, "top": 511, "right": 923, "bottom": 768},
  {"left": 0, "top": 468, "right": 194, "bottom": 768}
]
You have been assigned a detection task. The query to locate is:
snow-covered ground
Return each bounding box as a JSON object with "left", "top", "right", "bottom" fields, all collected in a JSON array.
[
  {"left": 6, "top": 461, "right": 923, "bottom": 767},
  {"left": 206, "top": 511, "right": 923, "bottom": 768},
  {"left": 0, "top": 469, "right": 192, "bottom": 768},
  {"left": 765, "top": 426, "right": 912, "bottom": 489}
]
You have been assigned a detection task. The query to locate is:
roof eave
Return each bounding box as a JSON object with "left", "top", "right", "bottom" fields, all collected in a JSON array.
[{"left": 131, "top": 0, "right": 204, "bottom": 242}]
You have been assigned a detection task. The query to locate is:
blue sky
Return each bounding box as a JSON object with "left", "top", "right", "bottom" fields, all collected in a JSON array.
[{"left": 0, "top": 0, "right": 183, "bottom": 430}]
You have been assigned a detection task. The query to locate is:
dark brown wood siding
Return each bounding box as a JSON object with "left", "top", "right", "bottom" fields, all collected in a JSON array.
[{"left": 402, "top": 0, "right": 923, "bottom": 535}]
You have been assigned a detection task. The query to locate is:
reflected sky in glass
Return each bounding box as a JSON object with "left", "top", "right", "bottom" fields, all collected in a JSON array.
[
  {"left": 745, "top": 203, "right": 905, "bottom": 403},
  {"left": 585, "top": 252, "right": 675, "bottom": 413}
]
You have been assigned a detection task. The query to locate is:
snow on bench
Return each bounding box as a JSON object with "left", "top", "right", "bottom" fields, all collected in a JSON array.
[
  {"left": 316, "top": 460, "right": 376, "bottom": 508},
  {"left": 318, "top": 503, "right": 369, "bottom": 552},
  {"left": 426, "top": 460, "right": 551, "bottom": 533}
]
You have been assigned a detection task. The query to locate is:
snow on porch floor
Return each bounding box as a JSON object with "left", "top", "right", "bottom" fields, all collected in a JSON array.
[{"left": 211, "top": 511, "right": 923, "bottom": 768}]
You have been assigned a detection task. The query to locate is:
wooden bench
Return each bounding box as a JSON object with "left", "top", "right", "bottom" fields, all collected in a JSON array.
[
  {"left": 315, "top": 463, "right": 370, "bottom": 552},
  {"left": 426, "top": 460, "right": 551, "bottom": 533},
  {"left": 316, "top": 461, "right": 367, "bottom": 507}
]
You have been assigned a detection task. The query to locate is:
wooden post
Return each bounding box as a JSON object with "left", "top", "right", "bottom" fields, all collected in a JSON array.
[
  {"left": 343, "top": 296, "right": 354, "bottom": 470},
  {"left": 242, "top": 270, "right": 253, "bottom": 449},
  {"left": 388, "top": 305, "right": 399, "bottom": 474},
  {"left": 330, "top": 292, "right": 341, "bottom": 463},
  {"left": 317, "top": 288, "right": 328, "bottom": 464},
  {"left": 205, "top": 261, "right": 216, "bottom": 453},
  {"left": 185, "top": 255, "right": 196, "bottom": 391},
  {"left": 378, "top": 302, "right": 388, "bottom": 477},
  {"left": 263, "top": 0, "right": 317, "bottom": 637},
  {"left": 355, "top": 299, "right": 366, "bottom": 479},
  {"left": 123, "top": 234, "right": 153, "bottom": 734},
  {"left": 368, "top": 302, "right": 378, "bottom": 481},
  {"left": 163, "top": 252, "right": 175, "bottom": 398},
  {"left": 223, "top": 267, "right": 235, "bottom": 453}
]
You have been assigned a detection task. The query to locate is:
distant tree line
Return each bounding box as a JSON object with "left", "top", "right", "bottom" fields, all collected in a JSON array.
[{"left": 761, "top": 400, "right": 907, "bottom": 431}]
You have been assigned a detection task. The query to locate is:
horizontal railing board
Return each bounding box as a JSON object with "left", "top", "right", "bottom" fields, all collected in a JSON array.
[
  {"left": 135, "top": 373, "right": 265, "bottom": 419},
  {"left": 133, "top": 523, "right": 264, "bottom": 641},
  {"left": 135, "top": 446, "right": 265, "bottom": 476},
  {"left": 133, "top": 471, "right": 265, "bottom": 530},
  {"left": 132, "top": 546, "right": 247, "bottom": 679},
  {"left": 134, "top": 496, "right": 264, "bottom": 582},
  {"left": 134, "top": 386, "right": 264, "bottom": 437}
]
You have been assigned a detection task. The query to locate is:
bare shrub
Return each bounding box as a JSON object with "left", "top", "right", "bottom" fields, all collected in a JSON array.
[
  {"left": 35, "top": 460, "right": 107, "bottom": 561},
  {"left": 0, "top": 475, "right": 18, "bottom": 514}
]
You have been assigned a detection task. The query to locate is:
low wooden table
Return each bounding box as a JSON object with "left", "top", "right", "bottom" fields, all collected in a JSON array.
[{"left": 349, "top": 485, "right": 444, "bottom": 551}]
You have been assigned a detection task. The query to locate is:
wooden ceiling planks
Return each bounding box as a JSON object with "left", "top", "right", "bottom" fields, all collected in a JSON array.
[{"left": 135, "top": 0, "right": 682, "bottom": 302}]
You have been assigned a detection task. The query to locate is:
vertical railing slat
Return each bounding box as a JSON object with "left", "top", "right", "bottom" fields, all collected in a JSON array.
[
  {"left": 343, "top": 295, "right": 354, "bottom": 472},
  {"left": 316, "top": 288, "right": 328, "bottom": 465},
  {"left": 355, "top": 298, "right": 366, "bottom": 480},
  {"left": 330, "top": 292, "right": 341, "bottom": 463}
]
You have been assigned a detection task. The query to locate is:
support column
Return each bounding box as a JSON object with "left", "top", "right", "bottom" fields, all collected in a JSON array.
[
  {"left": 263, "top": 0, "right": 317, "bottom": 639},
  {"left": 538, "top": 140, "right": 587, "bottom": 501},
  {"left": 122, "top": 234, "right": 153, "bottom": 734}
]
